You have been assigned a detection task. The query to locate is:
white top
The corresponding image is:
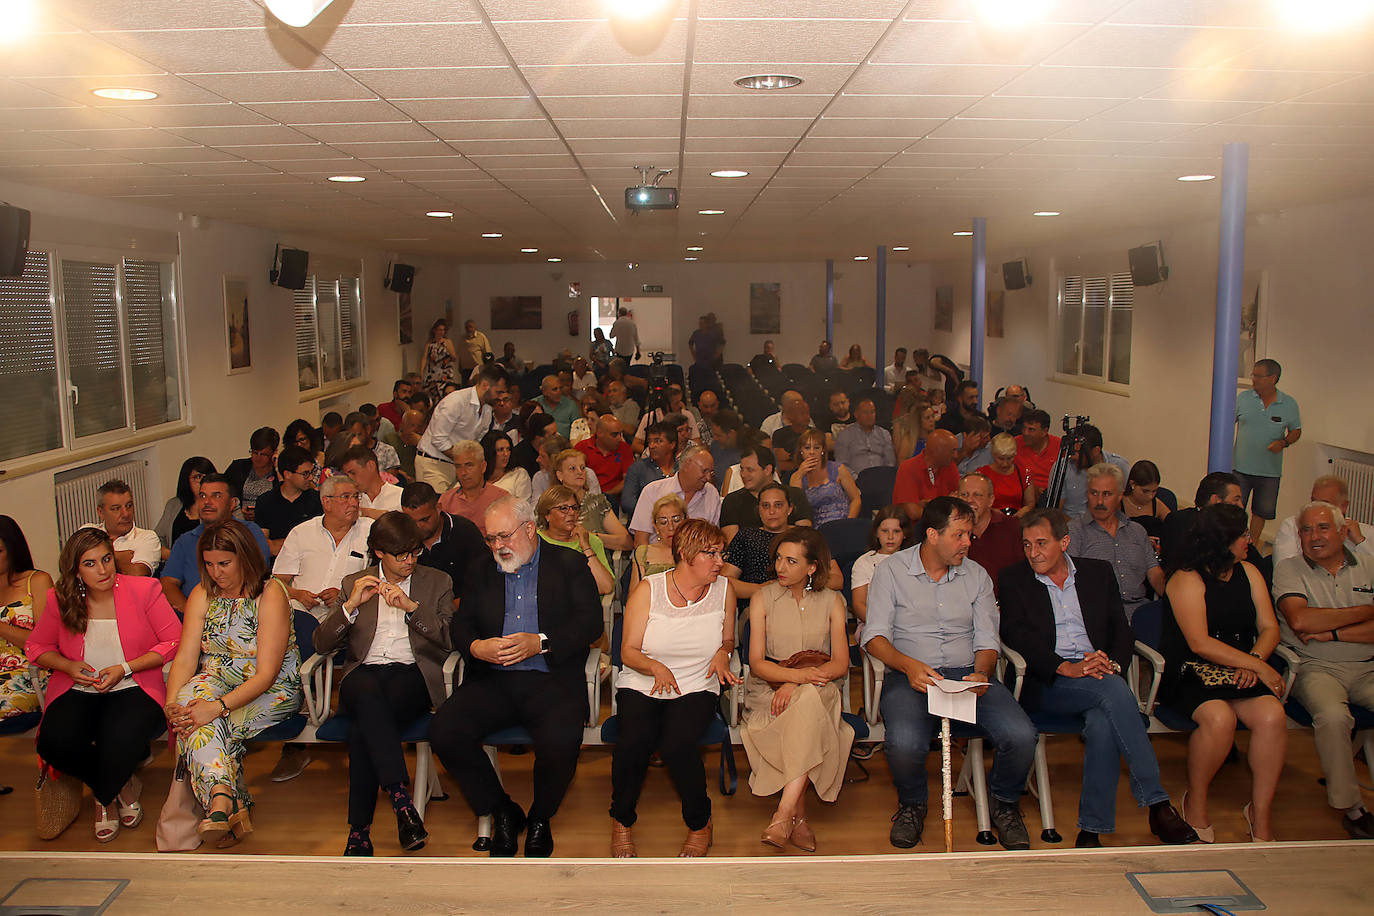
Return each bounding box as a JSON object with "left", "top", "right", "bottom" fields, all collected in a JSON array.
[
  {"left": 610, "top": 315, "right": 639, "bottom": 355},
  {"left": 76, "top": 618, "right": 137, "bottom": 693},
  {"left": 617, "top": 572, "right": 726, "bottom": 698},
  {"left": 630, "top": 476, "right": 722, "bottom": 538},
  {"left": 883, "top": 363, "right": 906, "bottom": 392},
  {"left": 361, "top": 482, "right": 403, "bottom": 513},
  {"left": 274, "top": 516, "right": 373, "bottom": 611},
  {"left": 82, "top": 523, "right": 161, "bottom": 574},
  {"left": 851, "top": 549, "right": 897, "bottom": 592},
  {"left": 527, "top": 467, "right": 600, "bottom": 510},
  {"left": 571, "top": 370, "right": 598, "bottom": 394},
  {"left": 493, "top": 467, "right": 532, "bottom": 503},
  {"left": 760, "top": 412, "right": 784, "bottom": 437},
  {"left": 1272, "top": 515, "right": 1374, "bottom": 563},
  {"left": 418, "top": 386, "right": 493, "bottom": 457},
  {"left": 346, "top": 574, "right": 416, "bottom": 667}
]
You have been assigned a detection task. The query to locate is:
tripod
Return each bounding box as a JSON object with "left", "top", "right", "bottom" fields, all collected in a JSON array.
[{"left": 1039, "top": 415, "right": 1091, "bottom": 509}]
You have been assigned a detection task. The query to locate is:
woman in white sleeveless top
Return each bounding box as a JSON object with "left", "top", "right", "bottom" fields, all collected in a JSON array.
[{"left": 610, "top": 519, "right": 741, "bottom": 858}]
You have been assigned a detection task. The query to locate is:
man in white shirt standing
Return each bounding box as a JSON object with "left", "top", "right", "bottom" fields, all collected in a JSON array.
[
  {"left": 610, "top": 307, "right": 640, "bottom": 360},
  {"left": 416, "top": 364, "right": 508, "bottom": 491},
  {"left": 339, "top": 445, "right": 403, "bottom": 520},
  {"left": 86, "top": 479, "right": 161, "bottom": 576},
  {"left": 1272, "top": 475, "right": 1373, "bottom": 563}
]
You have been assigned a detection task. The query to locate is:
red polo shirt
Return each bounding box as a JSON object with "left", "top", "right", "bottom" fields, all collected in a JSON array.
[
  {"left": 1015, "top": 434, "right": 1061, "bottom": 491},
  {"left": 576, "top": 437, "right": 633, "bottom": 491},
  {"left": 968, "top": 512, "right": 1025, "bottom": 597},
  {"left": 892, "top": 453, "right": 958, "bottom": 507}
]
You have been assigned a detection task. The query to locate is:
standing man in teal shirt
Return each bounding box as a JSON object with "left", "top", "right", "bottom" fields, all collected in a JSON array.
[{"left": 1234, "top": 359, "right": 1302, "bottom": 545}]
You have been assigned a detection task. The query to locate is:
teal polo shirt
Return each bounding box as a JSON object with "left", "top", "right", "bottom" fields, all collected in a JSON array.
[{"left": 1234, "top": 388, "right": 1300, "bottom": 478}]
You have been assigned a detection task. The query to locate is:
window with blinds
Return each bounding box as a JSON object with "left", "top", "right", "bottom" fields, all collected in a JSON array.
[
  {"left": 0, "top": 251, "right": 62, "bottom": 462},
  {"left": 295, "top": 272, "right": 364, "bottom": 396},
  {"left": 123, "top": 258, "right": 180, "bottom": 429},
  {"left": 1057, "top": 271, "right": 1134, "bottom": 386}
]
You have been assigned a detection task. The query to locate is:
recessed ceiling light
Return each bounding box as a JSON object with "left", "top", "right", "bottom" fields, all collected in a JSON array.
[
  {"left": 91, "top": 87, "right": 159, "bottom": 101},
  {"left": 547, "top": 257, "right": 562, "bottom": 262},
  {"left": 2, "top": 0, "right": 38, "bottom": 45},
  {"left": 1032, "top": 210, "right": 1061, "bottom": 217},
  {"left": 1177, "top": 174, "right": 1217, "bottom": 182},
  {"left": 734, "top": 74, "right": 804, "bottom": 90},
  {"left": 854, "top": 256, "right": 869, "bottom": 261},
  {"left": 327, "top": 175, "right": 365, "bottom": 183},
  {"left": 481, "top": 232, "right": 503, "bottom": 238},
  {"left": 520, "top": 247, "right": 538, "bottom": 253},
  {"left": 684, "top": 256, "right": 698, "bottom": 261},
  {"left": 1272, "top": 0, "right": 1374, "bottom": 32},
  {"left": 697, "top": 209, "right": 725, "bottom": 215},
  {"left": 710, "top": 169, "right": 749, "bottom": 178},
  {"left": 974, "top": 0, "right": 1052, "bottom": 27},
  {"left": 606, "top": 0, "right": 676, "bottom": 21},
  {"left": 892, "top": 246, "right": 910, "bottom": 251},
  {"left": 953, "top": 230, "right": 974, "bottom": 237},
  {"left": 687, "top": 246, "right": 703, "bottom": 251},
  {"left": 425, "top": 210, "right": 453, "bottom": 218}
]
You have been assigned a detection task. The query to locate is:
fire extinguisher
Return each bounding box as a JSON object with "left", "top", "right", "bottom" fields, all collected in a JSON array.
[{"left": 567, "top": 309, "right": 580, "bottom": 337}]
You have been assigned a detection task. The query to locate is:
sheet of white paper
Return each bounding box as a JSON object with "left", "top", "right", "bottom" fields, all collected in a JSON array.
[{"left": 928, "top": 678, "right": 979, "bottom": 724}]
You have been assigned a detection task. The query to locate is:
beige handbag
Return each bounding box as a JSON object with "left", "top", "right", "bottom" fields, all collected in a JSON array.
[
  {"left": 155, "top": 757, "right": 204, "bottom": 852},
  {"left": 35, "top": 763, "right": 82, "bottom": 840}
]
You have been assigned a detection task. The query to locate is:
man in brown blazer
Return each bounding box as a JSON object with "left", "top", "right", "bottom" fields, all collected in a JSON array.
[{"left": 314, "top": 512, "right": 454, "bottom": 857}]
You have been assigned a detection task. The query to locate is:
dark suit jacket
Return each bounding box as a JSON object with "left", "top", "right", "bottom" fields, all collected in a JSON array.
[
  {"left": 450, "top": 540, "right": 602, "bottom": 684},
  {"left": 314, "top": 564, "right": 455, "bottom": 707},
  {"left": 998, "top": 556, "right": 1135, "bottom": 696}
]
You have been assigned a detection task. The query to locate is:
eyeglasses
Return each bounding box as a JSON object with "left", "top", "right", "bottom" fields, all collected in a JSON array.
[
  {"left": 552, "top": 503, "right": 580, "bottom": 514},
  {"left": 484, "top": 522, "right": 531, "bottom": 546},
  {"left": 387, "top": 550, "right": 419, "bottom": 562},
  {"left": 655, "top": 516, "right": 685, "bottom": 527},
  {"left": 697, "top": 549, "right": 722, "bottom": 559},
  {"left": 324, "top": 492, "right": 361, "bottom": 502}
]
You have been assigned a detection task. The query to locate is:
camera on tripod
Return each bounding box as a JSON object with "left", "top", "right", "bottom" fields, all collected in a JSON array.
[
  {"left": 1039, "top": 414, "right": 1092, "bottom": 509},
  {"left": 646, "top": 351, "right": 670, "bottom": 412}
]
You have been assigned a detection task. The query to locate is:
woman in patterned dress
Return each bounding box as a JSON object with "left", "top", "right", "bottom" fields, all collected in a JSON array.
[
  {"left": 164, "top": 520, "right": 302, "bottom": 841},
  {"left": 420, "top": 319, "right": 457, "bottom": 400},
  {"left": 0, "top": 516, "right": 51, "bottom": 730}
]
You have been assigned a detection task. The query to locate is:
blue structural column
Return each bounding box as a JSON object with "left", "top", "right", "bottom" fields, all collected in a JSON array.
[
  {"left": 1208, "top": 143, "right": 1249, "bottom": 472},
  {"left": 825, "top": 259, "right": 835, "bottom": 344},
  {"left": 970, "top": 216, "right": 987, "bottom": 391},
  {"left": 875, "top": 245, "right": 887, "bottom": 369}
]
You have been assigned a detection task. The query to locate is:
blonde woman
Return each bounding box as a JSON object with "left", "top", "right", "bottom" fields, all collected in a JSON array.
[{"left": 554, "top": 448, "right": 632, "bottom": 550}]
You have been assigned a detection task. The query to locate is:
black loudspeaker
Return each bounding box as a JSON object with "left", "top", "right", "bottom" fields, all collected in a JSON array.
[
  {"left": 1129, "top": 242, "right": 1169, "bottom": 286},
  {"left": 0, "top": 203, "right": 32, "bottom": 278},
  {"left": 1002, "top": 258, "right": 1030, "bottom": 290},
  {"left": 385, "top": 263, "right": 415, "bottom": 293},
  {"left": 272, "top": 247, "right": 309, "bottom": 290}
]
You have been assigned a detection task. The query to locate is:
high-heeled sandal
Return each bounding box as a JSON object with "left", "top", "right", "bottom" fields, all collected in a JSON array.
[
  {"left": 1181, "top": 790, "right": 1214, "bottom": 844},
  {"left": 118, "top": 774, "right": 143, "bottom": 829},
  {"left": 761, "top": 812, "right": 794, "bottom": 849},
  {"left": 199, "top": 789, "right": 252, "bottom": 836},
  {"left": 791, "top": 817, "right": 817, "bottom": 852},
  {"left": 94, "top": 803, "right": 119, "bottom": 843},
  {"left": 679, "top": 819, "right": 712, "bottom": 857},
  {"left": 1243, "top": 803, "right": 1274, "bottom": 843},
  {"left": 611, "top": 820, "right": 637, "bottom": 858}
]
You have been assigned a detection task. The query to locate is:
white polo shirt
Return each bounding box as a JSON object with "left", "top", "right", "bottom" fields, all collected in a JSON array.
[
  {"left": 361, "top": 482, "right": 403, "bottom": 513},
  {"left": 274, "top": 516, "right": 373, "bottom": 611},
  {"left": 82, "top": 523, "right": 161, "bottom": 574}
]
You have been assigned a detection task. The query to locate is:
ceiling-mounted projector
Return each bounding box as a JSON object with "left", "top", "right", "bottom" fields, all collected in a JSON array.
[{"left": 625, "top": 165, "right": 678, "bottom": 211}]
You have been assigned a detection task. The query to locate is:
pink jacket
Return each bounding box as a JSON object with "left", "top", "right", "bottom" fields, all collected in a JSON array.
[{"left": 25, "top": 574, "right": 182, "bottom": 710}]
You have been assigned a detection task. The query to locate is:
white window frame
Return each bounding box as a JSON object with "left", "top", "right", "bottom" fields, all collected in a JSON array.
[
  {"left": 295, "top": 270, "right": 366, "bottom": 401},
  {"left": 1050, "top": 268, "right": 1134, "bottom": 396}
]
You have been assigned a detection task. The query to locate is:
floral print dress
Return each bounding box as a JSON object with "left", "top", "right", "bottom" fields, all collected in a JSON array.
[
  {"left": 176, "top": 579, "right": 301, "bottom": 808},
  {"left": 0, "top": 572, "right": 44, "bottom": 722}
]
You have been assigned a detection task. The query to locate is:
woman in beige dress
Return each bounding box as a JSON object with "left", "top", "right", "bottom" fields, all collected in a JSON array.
[{"left": 742, "top": 526, "right": 853, "bottom": 852}]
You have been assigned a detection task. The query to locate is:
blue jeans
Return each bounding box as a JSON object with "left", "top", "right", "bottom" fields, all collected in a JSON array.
[
  {"left": 880, "top": 666, "right": 1036, "bottom": 808},
  {"left": 1035, "top": 673, "right": 1168, "bottom": 833}
]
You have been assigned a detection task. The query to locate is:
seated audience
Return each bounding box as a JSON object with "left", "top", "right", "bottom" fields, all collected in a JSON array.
[
  {"left": 824, "top": 390, "right": 854, "bottom": 440},
  {"left": 892, "top": 429, "right": 960, "bottom": 522},
  {"left": 482, "top": 430, "right": 532, "bottom": 505},
  {"left": 274, "top": 473, "right": 373, "bottom": 621},
  {"left": 536, "top": 485, "right": 614, "bottom": 596},
  {"left": 892, "top": 402, "right": 938, "bottom": 463},
  {"left": 568, "top": 392, "right": 604, "bottom": 446},
  {"left": 632, "top": 385, "right": 700, "bottom": 453},
  {"left": 570, "top": 356, "right": 597, "bottom": 396},
  {"left": 707, "top": 409, "right": 744, "bottom": 473},
  {"left": 576, "top": 414, "right": 633, "bottom": 499},
  {"left": 510, "top": 413, "right": 557, "bottom": 478},
  {"left": 849, "top": 507, "right": 908, "bottom": 623},
  {"left": 377, "top": 379, "right": 412, "bottom": 429},
  {"left": 631, "top": 446, "right": 721, "bottom": 545},
  {"left": 322, "top": 411, "right": 345, "bottom": 452},
  {"left": 809, "top": 340, "right": 838, "bottom": 373},
  {"left": 1123, "top": 460, "right": 1171, "bottom": 544},
  {"left": 833, "top": 395, "right": 896, "bottom": 475},
  {"left": 1161, "top": 472, "right": 1248, "bottom": 575},
  {"left": 1015, "top": 409, "right": 1061, "bottom": 494},
  {"left": 789, "top": 429, "right": 861, "bottom": 526},
  {"left": 339, "top": 445, "right": 402, "bottom": 519},
  {"left": 742, "top": 527, "right": 853, "bottom": 851},
  {"left": 225, "top": 426, "right": 280, "bottom": 521},
  {"left": 1272, "top": 500, "right": 1374, "bottom": 838},
  {"left": 284, "top": 418, "right": 325, "bottom": 471},
  {"left": 840, "top": 344, "right": 870, "bottom": 370},
  {"left": 958, "top": 473, "right": 1024, "bottom": 594},
  {"left": 314, "top": 511, "right": 454, "bottom": 856},
  {"left": 630, "top": 494, "right": 686, "bottom": 594},
  {"left": 85, "top": 480, "right": 161, "bottom": 576},
  {"left": 864, "top": 497, "right": 1037, "bottom": 850},
  {"left": 693, "top": 390, "right": 721, "bottom": 448},
  {"left": 882, "top": 347, "right": 908, "bottom": 393},
  {"left": 416, "top": 364, "right": 508, "bottom": 491},
  {"left": 488, "top": 388, "right": 520, "bottom": 442},
  {"left": 986, "top": 394, "right": 1025, "bottom": 438},
  {"left": 1059, "top": 424, "right": 1130, "bottom": 518},
  {"left": 604, "top": 380, "right": 641, "bottom": 438},
  {"left": 759, "top": 389, "right": 803, "bottom": 438},
  {"left": 428, "top": 497, "right": 603, "bottom": 858},
  {"left": 553, "top": 449, "right": 632, "bottom": 551},
  {"left": 771, "top": 393, "right": 824, "bottom": 476},
  {"left": 1068, "top": 463, "right": 1164, "bottom": 622},
  {"left": 253, "top": 445, "right": 323, "bottom": 556},
  {"left": 530, "top": 435, "right": 600, "bottom": 508},
  {"left": 937, "top": 380, "right": 981, "bottom": 436},
  {"left": 911, "top": 348, "right": 950, "bottom": 397},
  {"left": 26, "top": 528, "right": 178, "bottom": 842},
  {"left": 345, "top": 411, "right": 402, "bottom": 476},
  {"left": 0, "top": 517, "right": 52, "bottom": 731},
  {"left": 438, "top": 440, "right": 508, "bottom": 536},
  {"left": 977, "top": 434, "right": 1036, "bottom": 517},
  {"left": 749, "top": 340, "right": 777, "bottom": 375},
  {"left": 498, "top": 340, "right": 527, "bottom": 377},
  {"left": 589, "top": 329, "right": 611, "bottom": 369},
  {"left": 161, "top": 475, "right": 270, "bottom": 616},
  {"left": 719, "top": 446, "right": 813, "bottom": 544},
  {"left": 535, "top": 373, "right": 579, "bottom": 439},
  {"left": 1272, "top": 475, "right": 1373, "bottom": 563},
  {"left": 164, "top": 520, "right": 302, "bottom": 843},
  {"left": 999, "top": 509, "right": 1197, "bottom": 848},
  {"left": 155, "top": 456, "right": 217, "bottom": 551},
  {"left": 1161, "top": 504, "right": 1287, "bottom": 843},
  {"left": 401, "top": 482, "right": 485, "bottom": 603},
  {"left": 358, "top": 403, "right": 397, "bottom": 454},
  {"left": 611, "top": 519, "right": 741, "bottom": 857}
]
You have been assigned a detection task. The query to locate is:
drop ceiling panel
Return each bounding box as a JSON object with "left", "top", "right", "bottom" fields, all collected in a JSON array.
[
  {"left": 846, "top": 64, "right": 1026, "bottom": 95},
  {"left": 687, "top": 94, "right": 831, "bottom": 118},
  {"left": 873, "top": 20, "right": 1092, "bottom": 66},
  {"left": 690, "top": 63, "right": 859, "bottom": 95},
  {"left": 346, "top": 67, "right": 529, "bottom": 99},
  {"left": 1105, "top": 0, "right": 1270, "bottom": 28},
  {"left": 793, "top": 137, "right": 911, "bottom": 153},
  {"left": 1298, "top": 73, "right": 1374, "bottom": 104},
  {"left": 1, "top": 107, "right": 144, "bottom": 131},
  {"left": 306, "top": 23, "right": 510, "bottom": 69},
  {"left": 46, "top": 0, "right": 268, "bottom": 31},
  {"left": 242, "top": 99, "right": 412, "bottom": 124},
  {"left": 364, "top": 157, "right": 475, "bottom": 173},
  {"left": 38, "top": 127, "right": 200, "bottom": 149},
  {"left": 824, "top": 94, "right": 979, "bottom": 118},
  {"left": 0, "top": 32, "right": 166, "bottom": 79},
  {"left": 524, "top": 65, "right": 684, "bottom": 97},
  {"left": 95, "top": 28, "right": 331, "bottom": 74},
  {"left": 694, "top": 18, "right": 889, "bottom": 64},
  {"left": 333, "top": 140, "right": 461, "bottom": 159},
  {"left": 1042, "top": 24, "right": 1266, "bottom": 69},
  {"left": 1146, "top": 69, "right": 1353, "bottom": 103},
  {"left": 122, "top": 146, "right": 240, "bottom": 163},
  {"left": 1095, "top": 97, "right": 1263, "bottom": 123},
  {"left": 438, "top": 138, "right": 569, "bottom": 157},
  {"left": 167, "top": 124, "right": 319, "bottom": 146},
  {"left": 0, "top": 131, "right": 84, "bottom": 151},
  {"left": 391, "top": 97, "right": 542, "bottom": 121},
  {"left": 685, "top": 137, "right": 799, "bottom": 153},
  {"left": 295, "top": 121, "right": 436, "bottom": 143},
  {"left": 958, "top": 95, "right": 1119, "bottom": 120},
  {"left": 571, "top": 143, "right": 681, "bottom": 160},
  {"left": 926, "top": 118, "right": 1073, "bottom": 140},
  {"left": 544, "top": 95, "right": 682, "bottom": 119},
  {"left": 995, "top": 66, "right": 1174, "bottom": 99},
  {"left": 185, "top": 69, "right": 378, "bottom": 103},
  {"left": 1051, "top": 119, "right": 1184, "bottom": 142},
  {"left": 104, "top": 103, "right": 278, "bottom": 128},
  {"left": 492, "top": 19, "right": 688, "bottom": 66},
  {"left": 20, "top": 74, "right": 231, "bottom": 107},
  {"left": 420, "top": 119, "right": 558, "bottom": 141},
  {"left": 687, "top": 117, "right": 812, "bottom": 138}
]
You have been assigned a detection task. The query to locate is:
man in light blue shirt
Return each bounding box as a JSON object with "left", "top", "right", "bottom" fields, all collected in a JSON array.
[
  {"left": 1234, "top": 358, "right": 1302, "bottom": 544},
  {"left": 160, "top": 474, "right": 271, "bottom": 615},
  {"left": 864, "top": 496, "right": 1036, "bottom": 850}
]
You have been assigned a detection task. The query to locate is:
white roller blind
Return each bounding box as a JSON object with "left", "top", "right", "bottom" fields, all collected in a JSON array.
[
  {"left": 339, "top": 276, "right": 361, "bottom": 380},
  {"left": 123, "top": 258, "right": 180, "bottom": 428},
  {"left": 61, "top": 259, "right": 127, "bottom": 439},
  {"left": 316, "top": 277, "right": 341, "bottom": 384},
  {"left": 1058, "top": 276, "right": 1082, "bottom": 376},
  {"left": 1108, "top": 272, "right": 1134, "bottom": 385},
  {"left": 295, "top": 278, "right": 319, "bottom": 393},
  {"left": 0, "top": 251, "right": 62, "bottom": 461}
]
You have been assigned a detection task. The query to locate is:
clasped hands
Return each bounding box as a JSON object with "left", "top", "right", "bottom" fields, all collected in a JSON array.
[
  {"left": 472, "top": 633, "right": 542, "bottom": 666},
  {"left": 292, "top": 586, "right": 340, "bottom": 608},
  {"left": 345, "top": 575, "right": 418, "bottom": 614},
  {"left": 66, "top": 660, "right": 126, "bottom": 693},
  {"left": 1058, "top": 650, "right": 1117, "bottom": 680},
  {"left": 163, "top": 698, "right": 222, "bottom": 736}
]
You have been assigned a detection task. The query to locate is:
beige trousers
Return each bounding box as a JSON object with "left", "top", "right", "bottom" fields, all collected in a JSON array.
[{"left": 1292, "top": 657, "right": 1374, "bottom": 809}]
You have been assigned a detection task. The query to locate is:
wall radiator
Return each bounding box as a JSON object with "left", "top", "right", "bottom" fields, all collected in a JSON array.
[
  {"left": 53, "top": 456, "right": 153, "bottom": 546},
  {"left": 1331, "top": 457, "right": 1374, "bottom": 525}
]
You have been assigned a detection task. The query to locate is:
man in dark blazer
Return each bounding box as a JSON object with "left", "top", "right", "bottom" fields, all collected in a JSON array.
[
  {"left": 428, "top": 494, "right": 602, "bottom": 857},
  {"left": 999, "top": 507, "right": 1196, "bottom": 849},
  {"left": 314, "top": 512, "right": 454, "bottom": 856}
]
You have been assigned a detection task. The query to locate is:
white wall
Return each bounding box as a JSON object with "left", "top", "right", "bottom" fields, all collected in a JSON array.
[{"left": 931, "top": 193, "right": 1374, "bottom": 532}]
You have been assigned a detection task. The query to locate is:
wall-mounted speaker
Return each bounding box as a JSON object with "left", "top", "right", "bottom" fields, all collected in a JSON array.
[
  {"left": 271, "top": 246, "right": 309, "bottom": 290},
  {"left": 385, "top": 263, "right": 415, "bottom": 293},
  {"left": 0, "top": 203, "right": 32, "bottom": 278},
  {"left": 1002, "top": 258, "right": 1031, "bottom": 290},
  {"left": 1128, "top": 242, "right": 1169, "bottom": 286}
]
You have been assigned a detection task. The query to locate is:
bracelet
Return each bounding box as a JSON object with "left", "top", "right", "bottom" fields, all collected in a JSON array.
[{"left": 120, "top": 661, "right": 133, "bottom": 678}]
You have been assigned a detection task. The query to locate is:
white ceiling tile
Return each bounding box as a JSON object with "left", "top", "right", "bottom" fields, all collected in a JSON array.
[
  {"left": 559, "top": 118, "right": 680, "bottom": 140},
  {"left": 571, "top": 143, "right": 680, "bottom": 160},
  {"left": 306, "top": 23, "right": 510, "bottom": 69},
  {"left": 545, "top": 95, "right": 682, "bottom": 119},
  {"left": 1094, "top": 97, "right": 1264, "bottom": 123},
  {"left": 1229, "top": 34, "right": 1374, "bottom": 72},
  {"left": 694, "top": 18, "right": 889, "bottom": 64},
  {"left": 0, "top": 79, "right": 82, "bottom": 108},
  {"left": 687, "top": 117, "right": 813, "bottom": 137},
  {"left": 958, "top": 95, "right": 1119, "bottom": 120},
  {"left": 1147, "top": 69, "right": 1356, "bottom": 103},
  {"left": 825, "top": 94, "right": 980, "bottom": 118},
  {"left": 874, "top": 20, "right": 1092, "bottom": 66},
  {"left": 525, "top": 64, "right": 683, "bottom": 96},
  {"left": 0, "top": 148, "right": 134, "bottom": 167},
  {"left": 18, "top": 74, "right": 230, "bottom": 107},
  {"left": 0, "top": 131, "right": 85, "bottom": 151},
  {"left": 847, "top": 64, "right": 1026, "bottom": 95},
  {"left": 436, "top": 138, "right": 569, "bottom": 157},
  {"left": 333, "top": 140, "right": 463, "bottom": 159},
  {"left": 462, "top": 152, "right": 579, "bottom": 168},
  {"left": 812, "top": 117, "right": 944, "bottom": 138},
  {"left": 354, "top": 66, "right": 532, "bottom": 99},
  {"left": 309, "top": 1, "right": 483, "bottom": 26},
  {"left": 123, "top": 146, "right": 241, "bottom": 163},
  {"left": 1297, "top": 73, "right": 1374, "bottom": 104},
  {"left": 1223, "top": 101, "right": 1374, "bottom": 128},
  {"left": 184, "top": 69, "right": 378, "bottom": 103},
  {"left": 38, "top": 127, "right": 200, "bottom": 149},
  {"left": 242, "top": 99, "right": 411, "bottom": 125},
  {"left": 365, "top": 156, "right": 479, "bottom": 172},
  {"left": 690, "top": 63, "right": 858, "bottom": 95},
  {"left": 492, "top": 19, "right": 688, "bottom": 66},
  {"left": 687, "top": 94, "right": 831, "bottom": 118},
  {"left": 295, "top": 121, "right": 436, "bottom": 143},
  {"left": 0, "top": 32, "right": 165, "bottom": 79},
  {"left": 95, "top": 27, "right": 331, "bottom": 74},
  {"left": 47, "top": 0, "right": 267, "bottom": 30},
  {"left": 240, "top": 146, "right": 349, "bottom": 161},
  {"left": 414, "top": 120, "right": 557, "bottom": 141},
  {"left": 1105, "top": 1, "right": 1272, "bottom": 28},
  {"left": 166, "top": 124, "right": 319, "bottom": 146},
  {"left": 1050, "top": 120, "right": 1185, "bottom": 142},
  {"left": 0, "top": 107, "right": 145, "bottom": 131},
  {"left": 1041, "top": 24, "right": 1267, "bottom": 69},
  {"left": 891, "top": 151, "right": 1003, "bottom": 168},
  {"left": 793, "top": 137, "right": 911, "bottom": 153},
  {"left": 1011, "top": 138, "right": 1153, "bottom": 157},
  {"left": 702, "top": 1, "right": 907, "bottom": 17},
  {"left": 685, "top": 137, "right": 797, "bottom": 153},
  {"left": 102, "top": 103, "right": 278, "bottom": 128},
  {"left": 786, "top": 150, "right": 892, "bottom": 168},
  {"left": 392, "top": 97, "right": 542, "bottom": 121},
  {"left": 995, "top": 66, "right": 1174, "bottom": 98}
]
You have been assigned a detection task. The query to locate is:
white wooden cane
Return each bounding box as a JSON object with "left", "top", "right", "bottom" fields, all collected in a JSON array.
[{"left": 941, "top": 715, "right": 953, "bottom": 853}]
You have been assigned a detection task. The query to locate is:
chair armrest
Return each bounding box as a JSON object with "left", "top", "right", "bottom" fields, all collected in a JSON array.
[
  {"left": 300, "top": 653, "right": 333, "bottom": 727},
  {"left": 1000, "top": 644, "right": 1028, "bottom": 702},
  {"left": 584, "top": 646, "right": 601, "bottom": 726},
  {"left": 864, "top": 653, "right": 887, "bottom": 726},
  {"left": 1272, "top": 644, "right": 1300, "bottom": 703},
  {"left": 1133, "top": 641, "right": 1166, "bottom": 715},
  {"left": 443, "top": 652, "right": 463, "bottom": 698},
  {"left": 726, "top": 650, "right": 744, "bottom": 727}
]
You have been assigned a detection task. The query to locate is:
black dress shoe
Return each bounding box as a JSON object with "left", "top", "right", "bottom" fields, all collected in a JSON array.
[
  {"left": 1149, "top": 801, "right": 1199, "bottom": 845},
  {"left": 1074, "top": 829, "right": 1102, "bottom": 848},
  {"left": 396, "top": 804, "right": 428, "bottom": 851},
  {"left": 489, "top": 799, "right": 527, "bottom": 857},
  {"left": 344, "top": 829, "right": 374, "bottom": 856},
  {"left": 525, "top": 818, "right": 554, "bottom": 857}
]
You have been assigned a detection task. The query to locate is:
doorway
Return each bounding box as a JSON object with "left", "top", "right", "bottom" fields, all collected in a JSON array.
[{"left": 590, "top": 296, "right": 674, "bottom": 362}]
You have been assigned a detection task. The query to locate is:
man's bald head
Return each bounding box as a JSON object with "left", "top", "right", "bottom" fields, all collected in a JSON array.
[{"left": 925, "top": 429, "right": 959, "bottom": 468}]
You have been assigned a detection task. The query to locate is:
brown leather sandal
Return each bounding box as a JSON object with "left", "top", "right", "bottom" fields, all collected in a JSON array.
[
  {"left": 791, "top": 816, "right": 817, "bottom": 852},
  {"left": 611, "top": 819, "right": 637, "bottom": 858},
  {"left": 679, "top": 818, "right": 713, "bottom": 857},
  {"left": 761, "top": 812, "right": 794, "bottom": 848}
]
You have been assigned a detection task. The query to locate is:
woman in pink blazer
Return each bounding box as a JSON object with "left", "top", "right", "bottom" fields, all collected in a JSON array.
[{"left": 27, "top": 527, "right": 181, "bottom": 842}]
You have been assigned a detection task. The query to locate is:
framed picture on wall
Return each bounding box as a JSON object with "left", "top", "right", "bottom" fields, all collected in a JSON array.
[
  {"left": 491, "top": 295, "right": 542, "bottom": 329},
  {"left": 986, "top": 290, "right": 1005, "bottom": 338},
  {"left": 223, "top": 276, "right": 251, "bottom": 375},
  {"left": 1238, "top": 270, "right": 1268, "bottom": 386},
  {"left": 749, "top": 282, "right": 781, "bottom": 334},
  {"left": 934, "top": 285, "right": 954, "bottom": 332}
]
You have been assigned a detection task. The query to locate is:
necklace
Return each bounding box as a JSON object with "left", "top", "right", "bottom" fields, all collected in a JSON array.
[{"left": 669, "top": 569, "right": 708, "bottom": 604}]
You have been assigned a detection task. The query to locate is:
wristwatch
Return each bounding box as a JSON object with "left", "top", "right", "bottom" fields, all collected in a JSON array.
[
  {"left": 217, "top": 698, "right": 231, "bottom": 719},
  {"left": 120, "top": 661, "right": 133, "bottom": 678},
  {"left": 538, "top": 633, "right": 550, "bottom": 655}
]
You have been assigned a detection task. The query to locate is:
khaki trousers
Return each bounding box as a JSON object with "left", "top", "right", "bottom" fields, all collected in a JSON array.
[
  {"left": 1292, "top": 656, "right": 1374, "bottom": 809},
  {"left": 415, "top": 453, "right": 455, "bottom": 492}
]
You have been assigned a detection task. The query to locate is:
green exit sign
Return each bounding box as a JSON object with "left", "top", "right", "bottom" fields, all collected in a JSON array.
[{"left": 641, "top": 284, "right": 663, "bottom": 293}]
